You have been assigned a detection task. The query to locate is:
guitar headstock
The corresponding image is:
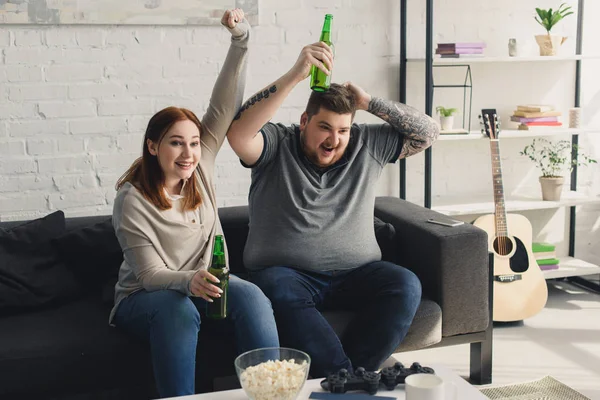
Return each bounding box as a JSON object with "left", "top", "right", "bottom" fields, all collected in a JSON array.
[{"left": 479, "top": 109, "right": 500, "bottom": 139}]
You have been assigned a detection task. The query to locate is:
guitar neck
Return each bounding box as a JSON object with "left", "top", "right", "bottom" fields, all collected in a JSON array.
[{"left": 490, "top": 140, "right": 508, "bottom": 237}]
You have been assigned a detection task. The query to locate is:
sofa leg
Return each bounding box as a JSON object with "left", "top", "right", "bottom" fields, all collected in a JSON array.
[
  {"left": 469, "top": 337, "right": 492, "bottom": 384},
  {"left": 469, "top": 252, "right": 494, "bottom": 385}
]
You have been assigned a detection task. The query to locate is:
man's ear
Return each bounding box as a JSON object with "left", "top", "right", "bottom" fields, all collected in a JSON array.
[
  {"left": 147, "top": 139, "right": 158, "bottom": 156},
  {"left": 300, "top": 112, "right": 308, "bottom": 130}
]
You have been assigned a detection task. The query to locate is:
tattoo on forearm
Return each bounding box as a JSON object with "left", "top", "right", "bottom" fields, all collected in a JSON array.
[
  {"left": 367, "top": 97, "right": 440, "bottom": 159},
  {"left": 234, "top": 84, "right": 277, "bottom": 120}
]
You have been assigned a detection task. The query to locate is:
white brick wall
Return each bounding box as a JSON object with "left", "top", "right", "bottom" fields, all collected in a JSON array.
[{"left": 0, "top": 0, "right": 599, "bottom": 265}]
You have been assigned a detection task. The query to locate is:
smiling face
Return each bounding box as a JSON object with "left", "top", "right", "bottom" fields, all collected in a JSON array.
[
  {"left": 299, "top": 107, "right": 353, "bottom": 168},
  {"left": 147, "top": 119, "right": 201, "bottom": 194}
]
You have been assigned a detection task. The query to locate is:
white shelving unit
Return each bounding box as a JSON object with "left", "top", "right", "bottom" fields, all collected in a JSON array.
[
  {"left": 543, "top": 257, "right": 600, "bottom": 280},
  {"left": 438, "top": 127, "right": 598, "bottom": 141},
  {"left": 432, "top": 191, "right": 600, "bottom": 216},
  {"left": 407, "top": 54, "right": 600, "bottom": 64}
]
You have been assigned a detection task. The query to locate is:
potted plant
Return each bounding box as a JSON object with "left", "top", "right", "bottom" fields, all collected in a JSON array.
[
  {"left": 534, "top": 3, "right": 573, "bottom": 56},
  {"left": 521, "top": 138, "right": 596, "bottom": 201},
  {"left": 435, "top": 106, "right": 458, "bottom": 131}
]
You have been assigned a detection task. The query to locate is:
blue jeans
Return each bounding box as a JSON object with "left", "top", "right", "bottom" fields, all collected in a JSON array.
[
  {"left": 249, "top": 261, "right": 421, "bottom": 378},
  {"left": 113, "top": 274, "right": 279, "bottom": 398}
]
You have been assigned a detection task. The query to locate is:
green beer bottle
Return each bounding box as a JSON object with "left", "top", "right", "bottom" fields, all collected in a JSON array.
[
  {"left": 206, "top": 235, "right": 229, "bottom": 319},
  {"left": 310, "top": 14, "right": 333, "bottom": 92}
]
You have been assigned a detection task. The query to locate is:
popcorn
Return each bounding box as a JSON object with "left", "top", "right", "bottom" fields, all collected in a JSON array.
[{"left": 240, "top": 359, "right": 309, "bottom": 400}]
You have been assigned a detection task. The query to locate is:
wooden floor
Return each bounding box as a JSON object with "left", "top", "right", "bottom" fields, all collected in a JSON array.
[{"left": 396, "top": 279, "right": 600, "bottom": 399}]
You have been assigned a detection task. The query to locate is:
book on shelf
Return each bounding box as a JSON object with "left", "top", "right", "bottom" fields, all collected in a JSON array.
[
  {"left": 436, "top": 48, "right": 484, "bottom": 55},
  {"left": 532, "top": 242, "right": 556, "bottom": 253},
  {"left": 535, "top": 251, "right": 557, "bottom": 260},
  {"left": 510, "top": 116, "right": 559, "bottom": 123},
  {"left": 540, "top": 264, "right": 560, "bottom": 271},
  {"left": 518, "top": 123, "right": 563, "bottom": 130},
  {"left": 537, "top": 258, "right": 560, "bottom": 266},
  {"left": 437, "top": 42, "right": 486, "bottom": 49},
  {"left": 513, "top": 110, "right": 562, "bottom": 118},
  {"left": 522, "top": 121, "right": 563, "bottom": 126},
  {"left": 436, "top": 54, "right": 486, "bottom": 58},
  {"left": 517, "top": 105, "right": 554, "bottom": 113}
]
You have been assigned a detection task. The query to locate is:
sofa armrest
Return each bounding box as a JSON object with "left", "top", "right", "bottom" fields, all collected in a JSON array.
[{"left": 374, "top": 197, "right": 489, "bottom": 337}]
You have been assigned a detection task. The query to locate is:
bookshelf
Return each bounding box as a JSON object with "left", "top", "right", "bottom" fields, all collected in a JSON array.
[
  {"left": 438, "top": 128, "right": 597, "bottom": 141},
  {"left": 399, "top": 0, "right": 599, "bottom": 289},
  {"left": 407, "top": 54, "right": 600, "bottom": 64}
]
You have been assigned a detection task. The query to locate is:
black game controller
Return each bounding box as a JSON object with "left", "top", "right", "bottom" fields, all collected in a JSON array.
[{"left": 320, "top": 362, "right": 435, "bottom": 394}]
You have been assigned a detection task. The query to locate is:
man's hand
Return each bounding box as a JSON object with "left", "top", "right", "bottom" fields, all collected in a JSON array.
[
  {"left": 343, "top": 81, "right": 372, "bottom": 111},
  {"left": 221, "top": 8, "right": 245, "bottom": 29},
  {"left": 190, "top": 269, "right": 223, "bottom": 302},
  {"left": 287, "top": 42, "right": 334, "bottom": 83}
]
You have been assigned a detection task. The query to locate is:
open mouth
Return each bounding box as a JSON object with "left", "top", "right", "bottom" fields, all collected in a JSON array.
[
  {"left": 320, "top": 145, "right": 334, "bottom": 157},
  {"left": 175, "top": 162, "right": 194, "bottom": 170}
]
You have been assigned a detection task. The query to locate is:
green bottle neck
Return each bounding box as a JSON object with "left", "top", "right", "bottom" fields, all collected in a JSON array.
[
  {"left": 211, "top": 252, "right": 226, "bottom": 269},
  {"left": 321, "top": 15, "right": 332, "bottom": 40}
]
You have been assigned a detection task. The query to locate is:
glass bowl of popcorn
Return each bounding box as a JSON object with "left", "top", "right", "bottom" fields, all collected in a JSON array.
[{"left": 234, "top": 347, "right": 311, "bottom": 400}]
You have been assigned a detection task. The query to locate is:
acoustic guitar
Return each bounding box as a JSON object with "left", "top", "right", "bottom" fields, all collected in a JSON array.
[{"left": 473, "top": 109, "right": 548, "bottom": 322}]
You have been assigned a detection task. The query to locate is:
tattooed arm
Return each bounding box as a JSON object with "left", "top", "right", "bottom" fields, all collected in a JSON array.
[
  {"left": 227, "top": 42, "right": 333, "bottom": 166},
  {"left": 368, "top": 97, "right": 440, "bottom": 159}
]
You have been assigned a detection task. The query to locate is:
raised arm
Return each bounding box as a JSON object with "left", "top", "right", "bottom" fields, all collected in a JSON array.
[
  {"left": 201, "top": 9, "right": 250, "bottom": 164},
  {"left": 367, "top": 97, "right": 440, "bottom": 159},
  {"left": 227, "top": 42, "right": 334, "bottom": 166}
]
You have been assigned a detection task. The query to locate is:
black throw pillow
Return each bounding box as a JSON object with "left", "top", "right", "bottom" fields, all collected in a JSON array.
[
  {"left": 0, "top": 211, "right": 82, "bottom": 315},
  {"left": 374, "top": 216, "right": 397, "bottom": 262},
  {"left": 52, "top": 217, "right": 123, "bottom": 292}
]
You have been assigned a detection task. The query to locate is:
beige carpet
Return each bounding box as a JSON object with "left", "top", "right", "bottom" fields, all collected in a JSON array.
[
  {"left": 394, "top": 280, "right": 600, "bottom": 400},
  {"left": 480, "top": 375, "right": 591, "bottom": 399}
]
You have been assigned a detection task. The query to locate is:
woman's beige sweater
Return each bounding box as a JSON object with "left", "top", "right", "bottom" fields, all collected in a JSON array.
[{"left": 110, "top": 21, "right": 249, "bottom": 324}]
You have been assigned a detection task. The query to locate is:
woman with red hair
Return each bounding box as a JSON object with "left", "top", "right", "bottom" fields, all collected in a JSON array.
[{"left": 110, "top": 9, "right": 279, "bottom": 397}]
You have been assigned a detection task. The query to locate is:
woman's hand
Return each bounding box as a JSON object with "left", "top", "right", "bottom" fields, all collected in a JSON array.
[
  {"left": 288, "top": 42, "right": 334, "bottom": 83},
  {"left": 221, "top": 8, "right": 245, "bottom": 29},
  {"left": 190, "top": 269, "right": 223, "bottom": 302}
]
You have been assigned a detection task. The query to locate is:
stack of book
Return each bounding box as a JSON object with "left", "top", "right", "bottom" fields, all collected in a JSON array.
[
  {"left": 511, "top": 105, "right": 562, "bottom": 130},
  {"left": 532, "top": 242, "right": 559, "bottom": 271},
  {"left": 435, "top": 42, "right": 485, "bottom": 58}
]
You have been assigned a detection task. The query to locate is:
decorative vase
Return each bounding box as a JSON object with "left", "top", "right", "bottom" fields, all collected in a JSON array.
[
  {"left": 440, "top": 116, "right": 454, "bottom": 131},
  {"left": 535, "top": 34, "right": 567, "bottom": 56},
  {"left": 508, "top": 38, "right": 518, "bottom": 57},
  {"left": 539, "top": 176, "right": 564, "bottom": 201}
]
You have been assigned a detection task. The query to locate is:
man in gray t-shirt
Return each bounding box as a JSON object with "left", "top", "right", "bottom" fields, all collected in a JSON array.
[{"left": 227, "top": 42, "right": 439, "bottom": 378}]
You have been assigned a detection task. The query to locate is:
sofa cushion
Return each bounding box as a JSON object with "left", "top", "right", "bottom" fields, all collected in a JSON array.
[
  {"left": 322, "top": 298, "right": 442, "bottom": 355},
  {"left": 52, "top": 217, "right": 123, "bottom": 291},
  {"left": 374, "top": 216, "right": 396, "bottom": 262},
  {"left": 0, "top": 211, "right": 82, "bottom": 316},
  {"left": 0, "top": 295, "right": 155, "bottom": 398}
]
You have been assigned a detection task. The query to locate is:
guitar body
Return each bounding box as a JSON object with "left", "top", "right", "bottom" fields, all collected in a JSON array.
[{"left": 473, "top": 213, "right": 548, "bottom": 322}]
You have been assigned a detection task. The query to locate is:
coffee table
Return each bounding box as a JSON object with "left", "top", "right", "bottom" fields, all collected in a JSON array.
[{"left": 164, "top": 364, "right": 488, "bottom": 399}]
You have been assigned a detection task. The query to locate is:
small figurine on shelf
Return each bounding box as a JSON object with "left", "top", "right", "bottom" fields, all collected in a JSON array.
[
  {"left": 508, "top": 38, "right": 518, "bottom": 57},
  {"left": 435, "top": 106, "right": 458, "bottom": 131}
]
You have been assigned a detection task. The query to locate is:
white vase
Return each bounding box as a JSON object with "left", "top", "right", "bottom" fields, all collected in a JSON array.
[
  {"left": 539, "top": 176, "right": 564, "bottom": 201},
  {"left": 440, "top": 116, "right": 454, "bottom": 131}
]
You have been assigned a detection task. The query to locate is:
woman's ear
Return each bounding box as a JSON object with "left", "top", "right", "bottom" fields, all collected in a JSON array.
[{"left": 147, "top": 139, "right": 158, "bottom": 156}]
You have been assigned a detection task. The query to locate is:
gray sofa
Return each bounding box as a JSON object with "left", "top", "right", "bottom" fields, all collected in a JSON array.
[{"left": 0, "top": 196, "right": 491, "bottom": 399}]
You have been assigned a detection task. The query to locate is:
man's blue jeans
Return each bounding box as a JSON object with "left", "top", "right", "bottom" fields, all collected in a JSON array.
[
  {"left": 249, "top": 261, "right": 421, "bottom": 378},
  {"left": 113, "top": 274, "right": 279, "bottom": 398}
]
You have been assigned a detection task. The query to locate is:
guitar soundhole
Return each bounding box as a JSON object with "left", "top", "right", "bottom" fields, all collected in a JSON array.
[{"left": 493, "top": 236, "right": 513, "bottom": 256}]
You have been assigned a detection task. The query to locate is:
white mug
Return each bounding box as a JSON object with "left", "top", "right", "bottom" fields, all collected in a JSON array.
[{"left": 405, "top": 373, "right": 456, "bottom": 400}]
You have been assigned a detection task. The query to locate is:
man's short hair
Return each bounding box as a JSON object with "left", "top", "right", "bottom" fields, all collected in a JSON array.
[{"left": 305, "top": 83, "right": 357, "bottom": 120}]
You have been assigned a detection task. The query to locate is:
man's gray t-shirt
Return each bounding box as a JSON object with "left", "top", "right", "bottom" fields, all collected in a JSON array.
[{"left": 243, "top": 122, "right": 403, "bottom": 272}]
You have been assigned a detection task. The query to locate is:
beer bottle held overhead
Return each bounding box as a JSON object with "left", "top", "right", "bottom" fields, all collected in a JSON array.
[
  {"left": 206, "top": 234, "right": 229, "bottom": 319},
  {"left": 310, "top": 14, "right": 333, "bottom": 92}
]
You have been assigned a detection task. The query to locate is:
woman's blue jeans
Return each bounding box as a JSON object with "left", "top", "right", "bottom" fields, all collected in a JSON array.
[
  {"left": 249, "top": 261, "right": 422, "bottom": 378},
  {"left": 113, "top": 274, "right": 279, "bottom": 398}
]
